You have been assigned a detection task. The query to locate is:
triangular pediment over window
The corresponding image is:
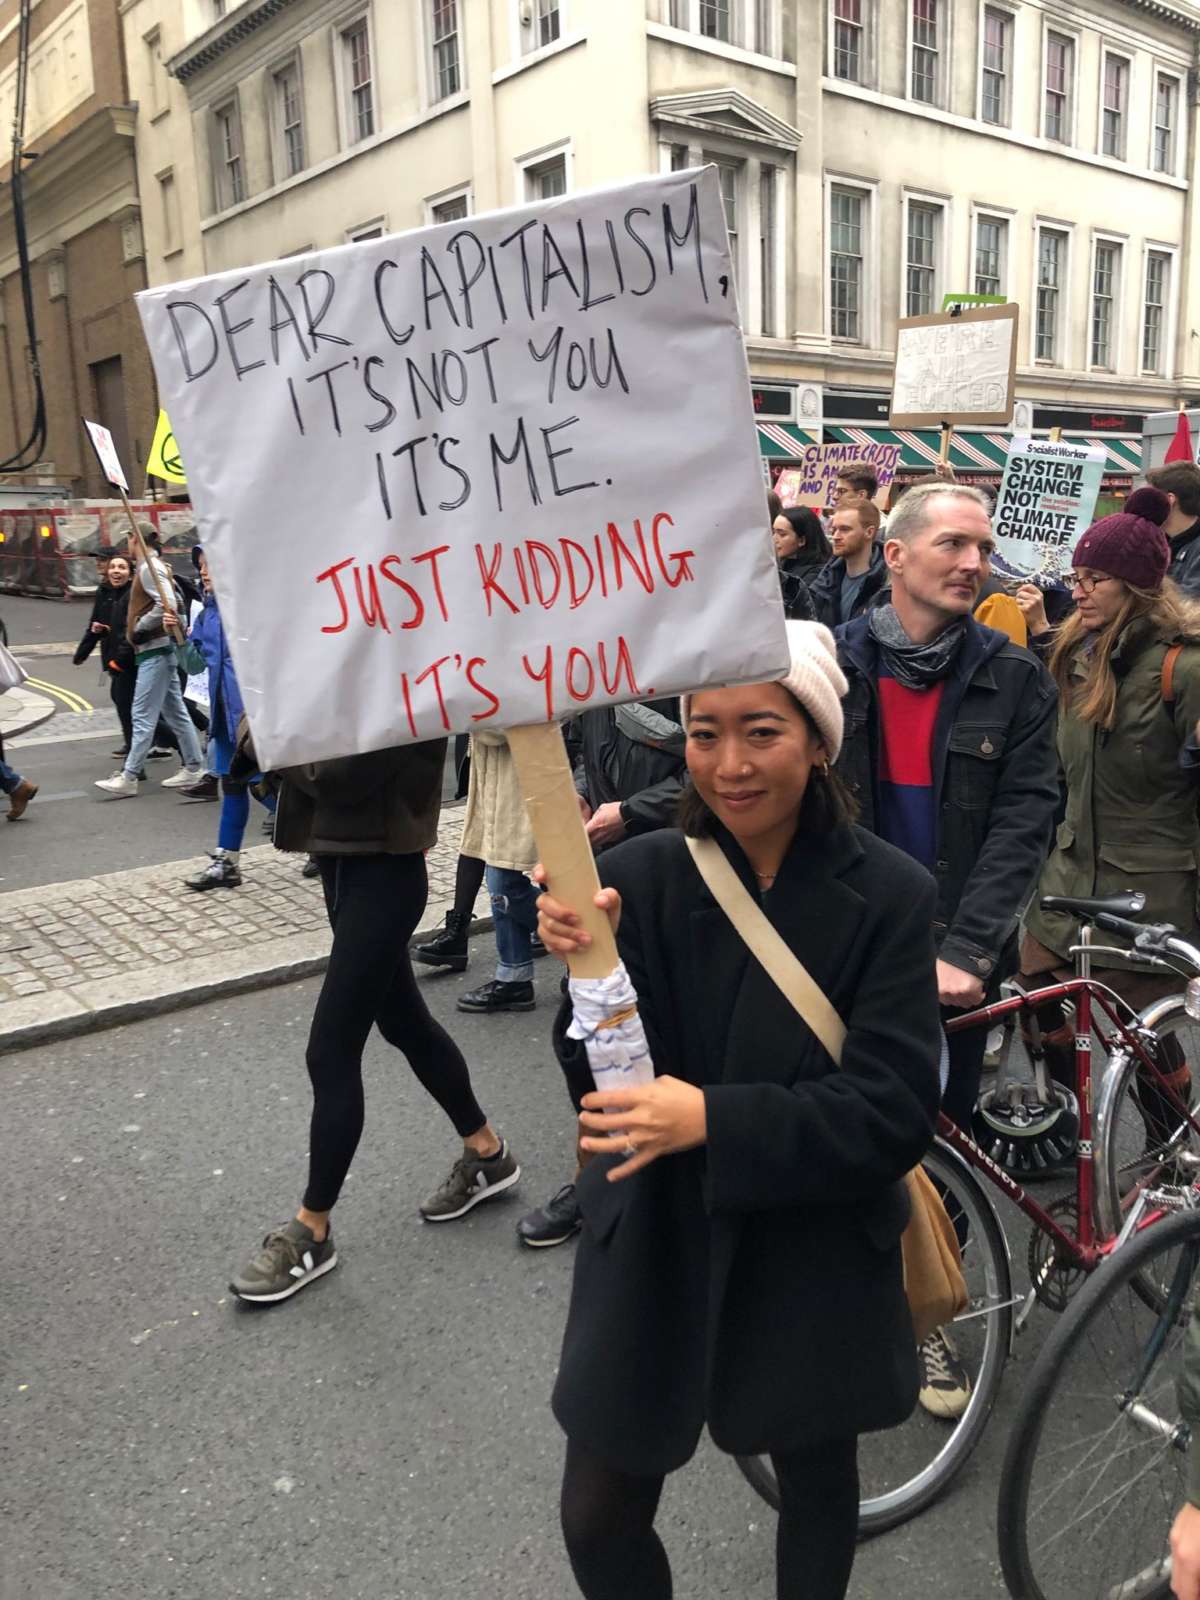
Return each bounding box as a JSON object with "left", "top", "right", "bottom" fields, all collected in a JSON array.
[{"left": 649, "top": 89, "right": 801, "bottom": 152}]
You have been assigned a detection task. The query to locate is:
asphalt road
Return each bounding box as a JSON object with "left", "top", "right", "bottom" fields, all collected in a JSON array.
[
  {"left": 4, "top": 949, "right": 1051, "bottom": 1600},
  {"left": 3, "top": 591, "right": 1048, "bottom": 1598},
  {"left": 0, "top": 597, "right": 458, "bottom": 893}
]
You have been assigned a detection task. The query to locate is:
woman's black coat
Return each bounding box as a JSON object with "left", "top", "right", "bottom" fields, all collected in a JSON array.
[
  {"left": 73, "top": 581, "right": 128, "bottom": 667},
  {"left": 551, "top": 820, "right": 941, "bottom": 1476}
]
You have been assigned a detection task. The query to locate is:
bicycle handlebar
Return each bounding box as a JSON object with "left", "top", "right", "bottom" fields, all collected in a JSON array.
[{"left": 1090, "top": 912, "right": 1200, "bottom": 976}]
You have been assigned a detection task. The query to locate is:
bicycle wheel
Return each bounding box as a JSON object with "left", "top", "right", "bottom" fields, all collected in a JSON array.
[
  {"left": 998, "top": 1204, "right": 1200, "bottom": 1600},
  {"left": 735, "top": 1141, "right": 1013, "bottom": 1536},
  {"left": 1096, "top": 995, "right": 1200, "bottom": 1244}
]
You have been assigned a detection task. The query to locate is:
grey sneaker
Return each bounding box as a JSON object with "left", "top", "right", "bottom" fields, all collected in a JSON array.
[
  {"left": 229, "top": 1219, "right": 337, "bottom": 1303},
  {"left": 419, "top": 1141, "right": 521, "bottom": 1222}
]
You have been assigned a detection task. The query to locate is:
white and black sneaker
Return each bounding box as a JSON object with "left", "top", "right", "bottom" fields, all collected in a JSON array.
[
  {"left": 186, "top": 851, "right": 243, "bottom": 892},
  {"left": 918, "top": 1326, "right": 972, "bottom": 1419},
  {"left": 419, "top": 1141, "right": 521, "bottom": 1221},
  {"left": 229, "top": 1219, "right": 337, "bottom": 1303}
]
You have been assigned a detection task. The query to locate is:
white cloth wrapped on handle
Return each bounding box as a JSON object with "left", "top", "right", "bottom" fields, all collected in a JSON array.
[{"left": 567, "top": 962, "right": 655, "bottom": 1097}]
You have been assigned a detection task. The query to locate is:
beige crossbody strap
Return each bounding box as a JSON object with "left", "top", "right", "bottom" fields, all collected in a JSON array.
[{"left": 685, "top": 835, "right": 847, "bottom": 1066}]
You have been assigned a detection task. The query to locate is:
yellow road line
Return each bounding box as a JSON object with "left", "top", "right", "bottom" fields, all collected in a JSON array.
[{"left": 24, "top": 677, "right": 93, "bottom": 714}]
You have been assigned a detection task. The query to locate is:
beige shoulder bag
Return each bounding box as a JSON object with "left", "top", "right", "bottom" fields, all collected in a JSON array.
[{"left": 685, "top": 835, "right": 968, "bottom": 1347}]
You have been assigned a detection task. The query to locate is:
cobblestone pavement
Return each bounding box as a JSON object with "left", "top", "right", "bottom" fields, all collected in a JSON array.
[{"left": 0, "top": 809, "right": 483, "bottom": 1050}]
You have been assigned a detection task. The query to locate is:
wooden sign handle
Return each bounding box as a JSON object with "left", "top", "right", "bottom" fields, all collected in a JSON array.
[
  {"left": 117, "top": 488, "right": 185, "bottom": 645},
  {"left": 939, "top": 423, "right": 954, "bottom": 465},
  {"left": 505, "top": 722, "right": 620, "bottom": 980}
]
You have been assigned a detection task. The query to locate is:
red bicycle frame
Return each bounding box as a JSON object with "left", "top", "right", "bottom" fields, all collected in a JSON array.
[{"left": 941, "top": 975, "right": 1198, "bottom": 1268}]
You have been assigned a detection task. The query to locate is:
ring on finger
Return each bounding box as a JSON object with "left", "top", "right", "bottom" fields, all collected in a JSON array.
[{"left": 622, "top": 1139, "right": 637, "bottom": 1159}]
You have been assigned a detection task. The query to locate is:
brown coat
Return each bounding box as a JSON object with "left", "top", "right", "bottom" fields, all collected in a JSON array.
[{"left": 271, "top": 743, "right": 447, "bottom": 857}]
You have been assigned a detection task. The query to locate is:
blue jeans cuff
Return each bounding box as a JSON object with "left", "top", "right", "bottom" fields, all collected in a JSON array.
[{"left": 496, "top": 962, "right": 534, "bottom": 984}]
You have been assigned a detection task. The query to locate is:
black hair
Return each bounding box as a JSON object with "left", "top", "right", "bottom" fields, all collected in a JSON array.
[
  {"left": 783, "top": 506, "right": 832, "bottom": 562},
  {"left": 677, "top": 696, "right": 858, "bottom": 838}
]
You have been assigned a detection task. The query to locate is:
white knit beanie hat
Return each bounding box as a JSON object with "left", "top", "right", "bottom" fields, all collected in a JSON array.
[
  {"left": 777, "top": 620, "right": 847, "bottom": 763},
  {"left": 683, "top": 621, "right": 847, "bottom": 762}
]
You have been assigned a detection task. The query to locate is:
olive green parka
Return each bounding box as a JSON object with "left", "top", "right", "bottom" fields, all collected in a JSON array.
[{"left": 1024, "top": 608, "right": 1200, "bottom": 969}]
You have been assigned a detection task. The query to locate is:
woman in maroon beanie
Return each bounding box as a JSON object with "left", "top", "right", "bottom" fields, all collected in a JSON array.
[{"left": 1018, "top": 486, "right": 1200, "bottom": 1156}]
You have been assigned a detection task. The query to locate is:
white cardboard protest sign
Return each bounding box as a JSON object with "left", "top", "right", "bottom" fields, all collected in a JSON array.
[
  {"left": 775, "top": 441, "right": 901, "bottom": 510},
  {"left": 135, "top": 168, "right": 787, "bottom": 770},
  {"left": 890, "top": 304, "right": 1019, "bottom": 429},
  {"left": 991, "top": 436, "right": 1106, "bottom": 581},
  {"left": 83, "top": 419, "right": 130, "bottom": 491}
]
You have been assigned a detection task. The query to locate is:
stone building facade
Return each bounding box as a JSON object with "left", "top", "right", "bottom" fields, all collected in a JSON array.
[
  {"left": 0, "top": 0, "right": 155, "bottom": 497},
  {"left": 123, "top": 0, "right": 1200, "bottom": 482}
]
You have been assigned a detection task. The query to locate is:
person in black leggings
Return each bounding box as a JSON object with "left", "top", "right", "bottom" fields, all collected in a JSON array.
[{"left": 229, "top": 742, "right": 520, "bottom": 1304}]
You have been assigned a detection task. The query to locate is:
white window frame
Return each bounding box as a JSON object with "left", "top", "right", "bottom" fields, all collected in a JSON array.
[
  {"left": 346, "top": 217, "right": 388, "bottom": 242},
  {"left": 156, "top": 165, "right": 180, "bottom": 256},
  {"left": 900, "top": 190, "right": 948, "bottom": 319},
  {"left": 515, "top": 140, "right": 574, "bottom": 203},
  {"left": 662, "top": 0, "right": 776, "bottom": 54},
  {"left": 334, "top": 9, "right": 377, "bottom": 150},
  {"left": 976, "top": 2, "right": 1014, "bottom": 128},
  {"left": 267, "top": 51, "right": 306, "bottom": 184},
  {"left": 426, "top": 0, "right": 463, "bottom": 104},
  {"left": 655, "top": 118, "right": 791, "bottom": 338},
  {"left": 757, "top": 160, "right": 784, "bottom": 338},
  {"left": 1098, "top": 48, "right": 1132, "bottom": 163},
  {"left": 143, "top": 28, "right": 167, "bottom": 120},
  {"left": 828, "top": 0, "right": 875, "bottom": 89},
  {"left": 706, "top": 153, "right": 744, "bottom": 309},
  {"left": 1032, "top": 218, "right": 1073, "bottom": 367},
  {"left": 907, "top": 0, "right": 949, "bottom": 110},
  {"left": 425, "top": 183, "right": 474, "bottom": 226},
  {"left": 824, "top": 173, "right": 878, "bottom": 347},
  {"left": 517, "top": 0, "right": 565, "bottom": 55},
  {"left": 210, "top": 95, "right": 245, "bottom": 211},
  {"left": 1152, "top": 65, "right": 1185, "bottom": 176},
  {"left": 970, "top": 205, "right": 1011, "bottom": 298},
  {"left": 1088, "top": 231, "right": 1124, "bottom": 372},
  {"left": 1041, "top": 21, "right": 1078, "bottom": 147},
  {"left": 1140, "top": 242, "right": 1179, "bottom": 378}
]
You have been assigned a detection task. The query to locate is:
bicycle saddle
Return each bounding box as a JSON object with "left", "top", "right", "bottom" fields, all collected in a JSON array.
[{"left": 1039, "top": 890, "right": 1146, "bottom": 920}]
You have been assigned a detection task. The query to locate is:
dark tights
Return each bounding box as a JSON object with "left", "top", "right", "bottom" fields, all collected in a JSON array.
[
  {"left": 303, "top": 853, "right": 487, "bottom": 1212},
  {"left": 560, "top": 1437, "right": 859, "bottom": 1600},
  {"left": 453, "top": 852, "right": 486, "bottom": 918}
]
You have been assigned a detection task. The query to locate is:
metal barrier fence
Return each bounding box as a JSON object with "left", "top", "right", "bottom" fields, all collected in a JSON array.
[{"left": 0, "top": 504, "right": 196, "bottom": 597}]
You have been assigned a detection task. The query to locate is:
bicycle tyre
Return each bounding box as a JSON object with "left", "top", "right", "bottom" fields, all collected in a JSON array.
[
  {"left": 997, "top": 1205, "right": 1200, "bottom": 1600},
  {"left": 735, "top": 1141, "right": 1014, "bottom": 1537},
  {"left": 1096, "top": 995, "right": 1200, "bottom": 1247}
]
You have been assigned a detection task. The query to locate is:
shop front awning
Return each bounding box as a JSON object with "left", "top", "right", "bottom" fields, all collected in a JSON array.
[
  {"left": 757, "top": 423, "right": 820, "bottom": 458},
  {"left": 981, "top": 432, "right": 1140, "bottom": 476},
  {"left": 826, "top": 425, "right": 1010, "bottom": 473},
  {"left": 827, "top": 426, "right": 1140, "bottom": 478}
]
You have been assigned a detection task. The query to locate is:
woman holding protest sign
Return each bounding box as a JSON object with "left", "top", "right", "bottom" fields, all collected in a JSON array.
[
  {"left": 1020, "top": 488, "right": 1200, "bottom": 1128},
  {"left": 535, "top": 622, "right": 941, "bottom": 1600}
]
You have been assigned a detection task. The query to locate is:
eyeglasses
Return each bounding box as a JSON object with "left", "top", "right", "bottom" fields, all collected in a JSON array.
[{"left": 1069, "top": 572, "right": 1116, "bottom": 595}]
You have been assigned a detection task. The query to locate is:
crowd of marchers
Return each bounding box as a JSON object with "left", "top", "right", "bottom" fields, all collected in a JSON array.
[{"left": 22, "top": 456, "right": 1200, "bottom": 1599}]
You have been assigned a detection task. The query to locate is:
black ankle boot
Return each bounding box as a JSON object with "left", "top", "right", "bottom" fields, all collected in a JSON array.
[{"left": 413, "top": 909, "right": 472, "bottom": 971}]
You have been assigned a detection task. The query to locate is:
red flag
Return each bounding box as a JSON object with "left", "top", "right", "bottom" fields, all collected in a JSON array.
[{"left": 1165, "top": 410, "right": 1193, "bottom": 463}]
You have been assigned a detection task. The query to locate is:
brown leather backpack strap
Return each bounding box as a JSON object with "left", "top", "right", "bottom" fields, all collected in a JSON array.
[{"left": 1163, "top": 642, "right": 1184, "bottom": 706}]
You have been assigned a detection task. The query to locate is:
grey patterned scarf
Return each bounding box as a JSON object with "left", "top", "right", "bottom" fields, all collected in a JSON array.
[{"left": 868, "top": 605, "right": 967, "bottom": 691}]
